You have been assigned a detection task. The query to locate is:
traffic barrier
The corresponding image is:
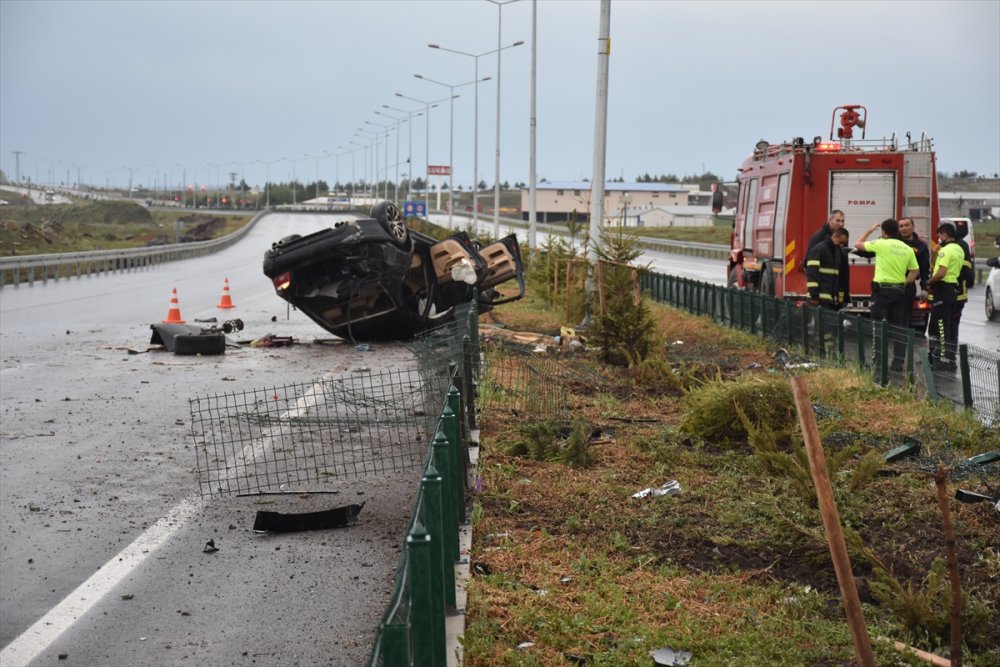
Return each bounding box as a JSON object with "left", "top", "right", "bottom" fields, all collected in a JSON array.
[
  {"left": 162, "top": 288, "right": 185, "bottom": 323},
  {"left": 217, "top": 278, "right": 236, "bottom": 309}
]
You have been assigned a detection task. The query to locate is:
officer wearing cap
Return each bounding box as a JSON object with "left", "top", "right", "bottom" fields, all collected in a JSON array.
[
  {"left": 855, "top": 218, "right": 919, "bottom": 370},
  {"left": 927, "top": 222, "right": 965, "bottom": 370}
]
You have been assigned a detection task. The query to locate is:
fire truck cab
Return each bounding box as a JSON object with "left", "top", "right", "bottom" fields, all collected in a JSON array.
[{"left": 728, "top": 104, "right": 939, "bottom": 324}]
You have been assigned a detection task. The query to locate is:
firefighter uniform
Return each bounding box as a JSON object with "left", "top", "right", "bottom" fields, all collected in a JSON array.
[
  {"left": 928, "top": 241, "right": 965, "bottom": 366},
  {"left": 862, "top": 237, "right": 918, "bottom": 368},
  {"left": 805, "top": 238, "right": 847, "bottom": 308}
]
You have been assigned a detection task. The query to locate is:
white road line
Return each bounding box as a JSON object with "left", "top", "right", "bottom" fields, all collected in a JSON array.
[
  {"left": 2, "top": 375, "right": 349, "bottom": 666},
  {"left": 0, "top": 496, "right": 206, "bottom": 667}
]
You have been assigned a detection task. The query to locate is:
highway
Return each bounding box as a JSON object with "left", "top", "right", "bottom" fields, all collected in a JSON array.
[
  {"left": 0, "top": 212, "right": 422, "bottom": 667},
  {"left": 1, "top": 209, "right": 996, "bottom": 666}
]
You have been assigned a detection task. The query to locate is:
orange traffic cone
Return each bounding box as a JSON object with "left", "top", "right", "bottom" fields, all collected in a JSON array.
[
  {"left": 163, "top": 288, "right": 186, "bottom": 323},
  {"left": 217, "top": 278, "right": 236, "bottom": 309}
]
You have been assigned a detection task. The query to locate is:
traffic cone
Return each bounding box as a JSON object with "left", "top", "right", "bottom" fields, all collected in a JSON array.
[
  {"left": 217, "top": 278, "right": 236, "bottom": 309},
  {"left": 162, "top": 288, "right": 185, "bottom": 323}
]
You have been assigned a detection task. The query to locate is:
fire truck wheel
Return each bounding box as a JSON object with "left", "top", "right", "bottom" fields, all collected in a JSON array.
[
  {"left": 759, "top": 262, "right": 775, "bottom": 296},
  {"left": 727, "top": 266, "right": 739, "bottom": 288}
]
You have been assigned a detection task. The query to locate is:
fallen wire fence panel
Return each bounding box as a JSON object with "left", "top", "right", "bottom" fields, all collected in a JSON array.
[
  {"left": 479, "top": 340, "right": 614, "bottom": 422},
  {"left": 191, "top": 366, "right": 452, "bottom": 497}
]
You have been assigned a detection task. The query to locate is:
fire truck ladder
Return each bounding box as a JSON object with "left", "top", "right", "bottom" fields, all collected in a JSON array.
[{"left": 902, "top": 152, "right": 934, "bottom": 240}]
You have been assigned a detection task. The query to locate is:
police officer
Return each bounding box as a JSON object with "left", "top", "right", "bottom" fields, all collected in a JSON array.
[
  {"left": 951, "top": 225, "right": 975, "bottom": 344},
  {"left": 855, "top": 218, "right": 919, "bottom": 370},
  {"left": 806, "top": 227, "right": 850, "bottom": 309},
  {"left": 927, "top": 222, "right": 965, "bottom": 370}
]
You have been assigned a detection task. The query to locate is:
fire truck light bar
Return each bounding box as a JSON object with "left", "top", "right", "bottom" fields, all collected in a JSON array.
[{"left": 815, "top": 142, "right": 841, "bottom": 152}]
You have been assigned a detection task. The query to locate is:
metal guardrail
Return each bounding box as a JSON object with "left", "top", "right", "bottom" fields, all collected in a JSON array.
[
  {"left": 0, "top": 208, "right": 271, "bottom": 288},
  {"left": 640, "top": 270, "right": 1000, "bottom": 426}
]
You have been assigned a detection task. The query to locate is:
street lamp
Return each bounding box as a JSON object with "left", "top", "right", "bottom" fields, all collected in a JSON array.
[
  {"left": 349, "top": 139, "right": 369, "bottom": 201},
  {"left": 428, "top": 38, "right": 523, "bottom": 235},
  {"left": 395, "top": 91, "right": 458, "bottom": 217},
  {"left": 174, "top": 163, "right": 187, "bottom": 206},
  {"left": 375, "top": 110, "right": 409, "bottom": 203},
  {"left": 355, "top": 129, "right": 379, "bottom": 202},
  {"left": 382, "top": 104, "right": 427, "bottom": 203},
  {"left": 305, "top": 151, "right": 331, "bottom": 202},
  {"left": 365, "top": 119, "right": 395, "bottom": 201},
  {"left": 280, "top": 156, "right": 299, "bottom": 205},
  {"left": 415, "top": 73, "right": 490, "bottom": 231}
]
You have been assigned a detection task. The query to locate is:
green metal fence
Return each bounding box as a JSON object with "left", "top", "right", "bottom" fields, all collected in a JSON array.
[
  {"left": 640, "top": 270, "right": 1000, "bottom": 426},
  {"left": 367, "top": 303, "right": 479, "bottom": 667}
]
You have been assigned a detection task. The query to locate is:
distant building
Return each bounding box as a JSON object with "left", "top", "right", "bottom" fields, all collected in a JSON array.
[
  {"left": 938, "top": 191, "right": 1000, "bottom": 220},
  {"left": 520, "top": 181, "right": 689, "bottom": 223}
]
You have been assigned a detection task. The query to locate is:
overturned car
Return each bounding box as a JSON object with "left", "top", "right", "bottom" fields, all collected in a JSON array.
[{"left": 262, "top": 202, "right": 525, "bottom": 340}]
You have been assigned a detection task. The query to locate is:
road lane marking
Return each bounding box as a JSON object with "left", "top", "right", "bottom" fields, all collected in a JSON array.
[{"left": 0, "top": 496, "right": 206, "bottom": 667}]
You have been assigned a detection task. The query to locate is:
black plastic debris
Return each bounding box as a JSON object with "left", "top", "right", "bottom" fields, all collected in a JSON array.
[
  {"left": 253, "top": 502, "right": 364, "bottom": 534},
  {"left": 650, "top": 646, "right": 692, "bottom": 666},
  {"left": 203, "top": 539, "right": 219, "bottom": 554},
  {"left": 966, "top": 450, "right": 999, "bottom": 466},
  {"left": 885, "top": 436, "right": 921, "bottom": 462}
]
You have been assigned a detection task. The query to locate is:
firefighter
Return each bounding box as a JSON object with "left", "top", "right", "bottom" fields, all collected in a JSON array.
[
  {"left": 854, "top": 218, "right": 919, "bottom": 371},
  {"left": 808, "top": 210, "right": 846, "bottom": 251},
  {"left": 897, "top": 217, "right": 931, "bottom": 301},
  {"left": 806, "top": 227, "right": 850, "bottom": 309},
  {"left": 926, "top": 222, "right": 965, "bottom": 370}
]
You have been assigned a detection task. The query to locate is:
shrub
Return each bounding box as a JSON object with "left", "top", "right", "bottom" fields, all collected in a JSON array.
[{"left": 679, "top": 375, "right": 795, "bottom": 445}]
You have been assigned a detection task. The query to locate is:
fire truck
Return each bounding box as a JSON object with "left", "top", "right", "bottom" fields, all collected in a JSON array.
[{"left": 727, "top": 104, "right": 939, "bottom": 325}]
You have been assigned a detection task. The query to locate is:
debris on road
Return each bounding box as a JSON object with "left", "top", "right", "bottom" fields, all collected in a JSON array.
[
  {"left": 203, "top": 539, "right": 219, "bottom": 554},
  {"left": 632, "top": 480, "right": 681, "bottom": 499},
  {"left": 253, "top": 502, "right": 365, "bottom": 534}
]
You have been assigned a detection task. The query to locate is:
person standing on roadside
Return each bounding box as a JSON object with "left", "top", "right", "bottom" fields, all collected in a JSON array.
[
  {"left": 806, "top": 227, "right": 850, "bottom": 309},
  {"left": 926, "top": 222, "right": 965, "bottom": 370},
  {"left": 808, "top": 209, "right": 846, "bottom": 251},
  {"left": 855, "top": 218, "right": 919, "bottom": 371},
  {"left": 897, "top": 217, "right": 931, "bottom": 301},
  {"left": 951, "top": 226, "right": 975, "bottom": 344}
]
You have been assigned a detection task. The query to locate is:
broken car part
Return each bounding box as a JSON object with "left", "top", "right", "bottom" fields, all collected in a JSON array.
[{"left": 253, "top": 503, "right": 365, "bottom": 534}]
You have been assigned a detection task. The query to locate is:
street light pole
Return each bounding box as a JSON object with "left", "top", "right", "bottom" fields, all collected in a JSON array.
[
  {"left": 356, "top": 129, "right": 379, "bottom": 202},
  {"left": 395, "top": 92, "right": 457, "bottom": 218},
  {"left": 415, "top": 73, "right": 489, "bottom": 231},
  {"left": 375, "top": 110, "right": 410, "bottom": 203},
  {"left": 366, "top": 120, "right": 395, "bottom": 201},
  {"left": 383, "top": 104, "right": 426, "bottom": 203},
  {"left": 487, "top": 0, "right": 520, "bottom": 238},
  {"left": 428, "top": 38, "right": 523, "bottom": 235}
]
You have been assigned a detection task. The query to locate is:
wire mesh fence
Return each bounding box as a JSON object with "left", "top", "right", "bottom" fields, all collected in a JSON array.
[
  {"left": 641, "top": 270, "right": 1000, "bottom": 425},
  {"left": 190, "top": 365, "right": 452, "bottom": 497},
  {"left": 479, "top": 339, "right": 615, "bottom": 424}
]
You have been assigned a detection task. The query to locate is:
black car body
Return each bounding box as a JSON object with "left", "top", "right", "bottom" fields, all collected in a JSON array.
[{"left": 262, "top": 203, "right": 525, "bottom": 340}]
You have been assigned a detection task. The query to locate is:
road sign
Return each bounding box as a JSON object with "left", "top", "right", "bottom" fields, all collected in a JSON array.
[
  {"left": 403, "top": 200, "right": 427, "bottom": 218},
  {"left": 427, "top": 165, "right": 451, "bottom": 176}
]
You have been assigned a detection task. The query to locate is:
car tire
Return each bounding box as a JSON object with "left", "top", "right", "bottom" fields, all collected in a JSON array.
[
  {"left": 370, "top": 201, "right": 408, "bottom": 246},
  {"left": 987, "top": 286, "right": 999, "bottom": 322},
  {"left": 174, "top": 333, "right": 226, "bottom": 356}
]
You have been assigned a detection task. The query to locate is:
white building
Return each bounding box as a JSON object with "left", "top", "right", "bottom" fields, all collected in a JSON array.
[{"left": 519, "top": 181, "right": 690, "bottom": 223}]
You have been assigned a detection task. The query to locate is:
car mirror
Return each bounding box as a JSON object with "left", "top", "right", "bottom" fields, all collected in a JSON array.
[{"left": 987, "top": 257, "right": 1000, "bottom": 269}]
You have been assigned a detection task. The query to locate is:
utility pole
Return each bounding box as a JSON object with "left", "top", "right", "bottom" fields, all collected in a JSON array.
[
  {"left": 11, "top": 150, "right": 25, "bottom": 183},
  {"left": 584, "top": 0, "right": 611, "bottom": 328}
]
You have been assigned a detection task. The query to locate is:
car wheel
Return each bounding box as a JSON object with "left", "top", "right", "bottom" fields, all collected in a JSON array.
[
  {"left": 370, "top": 201, "right": 408, "bottom": 245},
  {"left": 987, "top": 287, "right": 999, "bottom": 322}
]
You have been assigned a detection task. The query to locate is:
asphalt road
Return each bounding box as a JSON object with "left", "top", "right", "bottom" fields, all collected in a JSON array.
[{"left": 0, "top": 212, "right": 425, "bottom": 667}]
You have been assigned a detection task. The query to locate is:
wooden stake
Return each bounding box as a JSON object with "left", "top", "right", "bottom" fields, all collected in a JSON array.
[
  {"left": 879, "top": 637, "right": 952, "bottom": 667},
  {"left": 934, "top": 464, "right": 963, "bottom": 667},
  {"left": 790, "top": 376, "right": 875, "bottom": 667},
  {"left": 596, "top": 261, "right": 606, "bottom": 317}
]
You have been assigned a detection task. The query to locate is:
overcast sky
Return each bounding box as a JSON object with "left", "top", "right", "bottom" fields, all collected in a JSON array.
[{"left": 1, "top": 0, "right": 998, "bottom": 192}]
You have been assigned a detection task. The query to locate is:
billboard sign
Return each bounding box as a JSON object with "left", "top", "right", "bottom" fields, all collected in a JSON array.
[{"left": 427, "top": 165, "right": 451, "bottom": 176}]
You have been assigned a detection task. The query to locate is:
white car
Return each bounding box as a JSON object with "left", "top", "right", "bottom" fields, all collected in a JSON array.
[{"left": 987, "top": 256, "right": 999, "bottom": 322}]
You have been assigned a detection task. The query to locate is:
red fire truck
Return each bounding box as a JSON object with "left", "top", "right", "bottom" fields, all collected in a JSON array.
[{"left": 727, "top": 104, "right": 939, "bottom": 325}]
